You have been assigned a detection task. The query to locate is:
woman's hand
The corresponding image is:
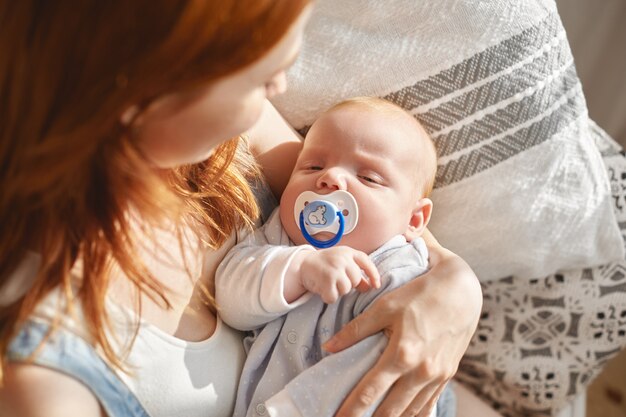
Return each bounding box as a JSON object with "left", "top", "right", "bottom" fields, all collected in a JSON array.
[{"left": 325, "top": 230, "right": 482, "bottom": 417}]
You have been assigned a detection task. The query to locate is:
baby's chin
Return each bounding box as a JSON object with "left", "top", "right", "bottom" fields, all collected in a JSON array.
[
  {"left": 288, "top": 232, "right": 336, "bottom": 247},
  {"left": 289, "top": 231, "right": 372, "bottom": 253},
  {"left": 306, "top": 231, "right": 336, "bottom": 245},
  {"left": 285, "top": 228, "right": 343, "bottom": 247}
]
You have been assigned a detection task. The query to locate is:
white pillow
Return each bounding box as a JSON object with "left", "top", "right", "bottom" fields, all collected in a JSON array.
[
  {"left": 272, "top": 0, "right": 623, "bottom": 281},
  {"left": 456, "top": 125, "right": 626, "bottom": 416}
]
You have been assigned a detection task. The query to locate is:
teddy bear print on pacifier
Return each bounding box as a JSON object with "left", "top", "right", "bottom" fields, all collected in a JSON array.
[{"left": 293, "top": 190, "right": 359, "bottom": 249}]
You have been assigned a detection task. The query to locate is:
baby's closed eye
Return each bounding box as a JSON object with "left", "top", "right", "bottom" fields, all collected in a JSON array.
[{"left": 358, "top": 173, "right": 383, "bottom": 184}]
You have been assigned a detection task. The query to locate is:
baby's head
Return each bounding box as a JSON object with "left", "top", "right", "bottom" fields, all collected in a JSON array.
[{"left": 280, "top": 97, "right": 437, "bottom": 253}]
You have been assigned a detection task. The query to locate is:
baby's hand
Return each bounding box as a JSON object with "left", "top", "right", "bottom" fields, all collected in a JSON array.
[{"left": 299, "top": 247, "right": 380, "bottom": 304}]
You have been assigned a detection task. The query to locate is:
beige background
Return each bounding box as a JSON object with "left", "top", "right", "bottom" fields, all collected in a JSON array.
[
  {"left": 555, "top": 2, "right": 626, "bottom": 416},
  {"left": 556, "top": 0, "right": 626, "bottom": 148}
]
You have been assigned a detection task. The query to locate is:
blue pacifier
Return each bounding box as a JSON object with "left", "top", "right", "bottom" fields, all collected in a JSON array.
[{"left": 293, "top": 190, "right": 359, "bottom": 249}]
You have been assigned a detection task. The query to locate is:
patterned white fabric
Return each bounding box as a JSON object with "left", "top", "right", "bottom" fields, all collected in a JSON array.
[
  {"left": 272, "top": 0, "right": 623, "bottom": 282},
  {"left": 457, "top": 127, "right": 626, "bottom": 416}
]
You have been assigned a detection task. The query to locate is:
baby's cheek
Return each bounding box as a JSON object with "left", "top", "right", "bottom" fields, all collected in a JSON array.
[
  {"left": 279, "top": 204, "right": 305, "bottom": 245},
  {"left": 350, "top": 219, "right": 395, "bottom": 253}
]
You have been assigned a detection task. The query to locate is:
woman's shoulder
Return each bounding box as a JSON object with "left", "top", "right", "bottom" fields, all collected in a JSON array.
[
  {"left": 1, "top": 362, "right": 104, "bottom": 417},
  {"left": 5, "top": 318, "right": 151, "bottom": 417}
]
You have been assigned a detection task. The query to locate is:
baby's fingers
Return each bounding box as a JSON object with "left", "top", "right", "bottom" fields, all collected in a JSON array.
[
  {"left": 336, "top": 276, "right": 355, "bottom": 298},
  {"left": 352, "top": 251, "right": 380, "bottom": 289},
  {"left": 320, "top": 286, "right": 340, "bottom": 304},
  {"left": 355, "top": 277, "right": 371, "bottom": 292}
]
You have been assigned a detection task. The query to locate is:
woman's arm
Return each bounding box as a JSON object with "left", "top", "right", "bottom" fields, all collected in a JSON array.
[
  {"left": 1, "top": 363, "right": 104, "bottom": 417},
  {"left": 326, "top": 229, "right": 483, "bottom": 417},
  {"left": 246, "top": 99, "right": 303, "bottom": 199}
]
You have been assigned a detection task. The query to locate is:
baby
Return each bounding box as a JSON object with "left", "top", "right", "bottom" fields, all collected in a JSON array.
[{"left": 216, "top": 97, "right": 452, "bottom": 417}]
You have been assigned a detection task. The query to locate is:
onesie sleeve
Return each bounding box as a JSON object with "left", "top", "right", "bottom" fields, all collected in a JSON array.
[
  {"left": 216, "top": 210, "right": 316, "bottom": 330},
  {"left": 352, "top": 236, "right": 429, "bottom": 316}
]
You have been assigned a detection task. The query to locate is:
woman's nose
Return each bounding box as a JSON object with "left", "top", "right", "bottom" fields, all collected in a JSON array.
[
  {"left": 266, "top": 71, "right": 287, "bottom": 98},
  {"left": 316, "top": 168, "right": 346, "bottom": 190},
  {"left": 274, "top": 72, "right": 287, "bottom": 95}
]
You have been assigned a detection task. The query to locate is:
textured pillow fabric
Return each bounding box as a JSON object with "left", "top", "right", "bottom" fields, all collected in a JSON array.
[
  {"left": 271, "top": 0, "right": 623, "bottom": 281},
  {"left": 456, "top": 126, "right": 626, "bottom": 416}
]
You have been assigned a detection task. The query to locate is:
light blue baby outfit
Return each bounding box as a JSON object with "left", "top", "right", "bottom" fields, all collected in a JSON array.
[{"left": 218, "top": 209, "right": 455, "bottom": 417}]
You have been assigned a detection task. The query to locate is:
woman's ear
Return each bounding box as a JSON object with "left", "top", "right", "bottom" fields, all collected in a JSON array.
[{"left": 405, "top": 198, "right": 433, "bottom": 239}]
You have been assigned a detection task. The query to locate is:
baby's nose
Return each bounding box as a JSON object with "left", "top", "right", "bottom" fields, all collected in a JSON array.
[{"left": 316, "top": 168, "right": 346, "bottom": 190}]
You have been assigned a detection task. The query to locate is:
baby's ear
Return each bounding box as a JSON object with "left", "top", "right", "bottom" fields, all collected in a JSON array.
[{"left": 405, "top": 198, "right": 433, "bottom": 239}]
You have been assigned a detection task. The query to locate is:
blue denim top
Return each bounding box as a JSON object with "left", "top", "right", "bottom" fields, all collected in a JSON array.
[{"left": 7, "top": 320, "right": 150, "bottom": 417}]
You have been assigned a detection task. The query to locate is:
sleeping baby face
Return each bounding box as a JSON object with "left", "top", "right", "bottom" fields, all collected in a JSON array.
[{"left": 279, "top": 98, "right": 436, "bottom": 254}]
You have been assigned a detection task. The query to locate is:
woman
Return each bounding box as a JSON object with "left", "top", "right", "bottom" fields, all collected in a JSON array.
[{"left": 0, "top": 2, "right": 482, "bottom": 417}]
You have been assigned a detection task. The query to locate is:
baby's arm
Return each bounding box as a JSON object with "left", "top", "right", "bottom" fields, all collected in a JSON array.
[
  {"left": 216, "top": 242, "right": 312, "bottom": 330},
  {"left": 284, "top": 247, "right": 380, "bottom": 304},
  {"left": 216, "top": 211, "right": 377, "bottom": 329},
  {"left": 216, "top": 211, "right": 317, "bottom": 330},
  {"left": 216, "top": 234, "right": 380, "bottom": 328},
  {"left": 216, "top": 200, "right": 380, "bottom": 330}
]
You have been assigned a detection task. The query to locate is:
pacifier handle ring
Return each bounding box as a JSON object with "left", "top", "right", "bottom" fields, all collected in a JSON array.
[{"left": 299, "top": 210, "right": 345, "bottom": 249}]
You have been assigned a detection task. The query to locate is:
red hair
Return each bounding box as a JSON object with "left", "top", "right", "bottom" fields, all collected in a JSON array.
[{"left": 0, "top": 0, "right": 310, "bottom": 374}]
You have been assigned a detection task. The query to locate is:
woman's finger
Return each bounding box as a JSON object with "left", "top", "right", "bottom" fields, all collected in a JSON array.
[
  {"left": 323, "top": 302, "right": 387, "bottom": 353},
  {"left": 411, "top": 381, "right": 446, "bottom": 417},
  {"left": 334, "top": 355, "right": 399, "bottom": 417},
  {"left": 369, "top": 373, "right": 428, "bottom": 417}
]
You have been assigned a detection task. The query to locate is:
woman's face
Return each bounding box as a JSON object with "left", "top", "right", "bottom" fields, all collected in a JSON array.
[{"left": 132, "top": 7, "right": 311, "bottom": 168}]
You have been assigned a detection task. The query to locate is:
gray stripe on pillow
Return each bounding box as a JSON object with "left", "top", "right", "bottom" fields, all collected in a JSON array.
[
  {"left": 418, "top": 36, "right": 573, "bottom": 134},
  {"left": 382, "top": 12, "right": 561, "bottom": 109},
  {"left": 434, "top": 85, "right": 587, "bottom": 188},
  {"left": 435, "top": 63, "right": 580, "bottom": 158}
]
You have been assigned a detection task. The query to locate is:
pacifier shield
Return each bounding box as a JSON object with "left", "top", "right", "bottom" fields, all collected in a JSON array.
[{"left": 293, "top": 190, "right": 359, "bottom": 235}]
